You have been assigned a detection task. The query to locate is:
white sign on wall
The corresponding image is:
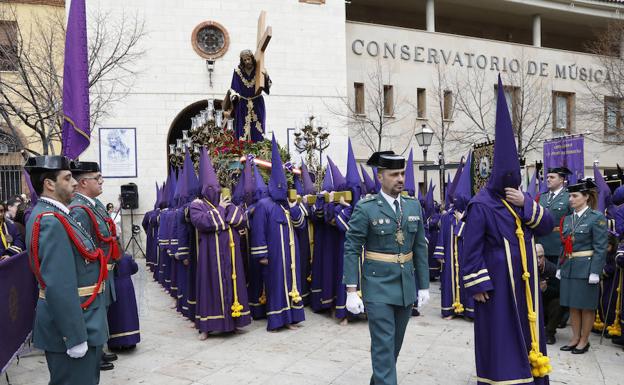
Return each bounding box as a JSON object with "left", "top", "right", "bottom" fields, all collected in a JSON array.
[{"left": 99, "top": 128, "right": 137, "bottom": 178}]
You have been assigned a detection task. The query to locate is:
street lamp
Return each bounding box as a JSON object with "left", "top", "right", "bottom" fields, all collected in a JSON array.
[
  {"left": 415, "top": 124, "right": 434, "bottom": 195},
  {"left": 438, "top": 151, "right": 445, "bottom": 203}
]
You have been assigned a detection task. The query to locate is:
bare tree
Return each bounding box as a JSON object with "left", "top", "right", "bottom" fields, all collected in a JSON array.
[
  {"left": 453, "top": 54, "right": 552, "bottom": 158},
  {"left": 582, "top": 20, "right": 624, "bottom": 145},
  {"left": 0, "top": 5, "right": 145, "bottom": 155},
  {"left": 326, "top": 60, "right": 414, "bottom": 154}
]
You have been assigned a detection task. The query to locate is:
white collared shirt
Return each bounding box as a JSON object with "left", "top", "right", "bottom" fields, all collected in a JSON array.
[
  {"left": 549, "top": 186, "right": 564, "bottom": 199},
  {"left": 39, "top": 197, "right": 70, "bottom": 215},
  {"left": 574, "top": 205, "right": 589, "bottom": 218},
  {"left": 379, "top": 189, "right": 401, "bottom": 213},
  {"left": 75, "top": 192, "right": 96, "bottom": 207}
]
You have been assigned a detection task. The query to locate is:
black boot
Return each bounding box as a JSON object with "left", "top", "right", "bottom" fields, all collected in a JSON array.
[{"left": 100, "top": 360, "right": 114, "bottom": 371}]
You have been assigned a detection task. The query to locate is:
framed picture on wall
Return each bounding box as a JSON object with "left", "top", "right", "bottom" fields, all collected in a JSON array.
[{"left": 99, "top": 128, "right": 137, "bottom": 178}]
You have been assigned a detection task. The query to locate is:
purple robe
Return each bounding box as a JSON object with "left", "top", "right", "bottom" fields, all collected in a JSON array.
[
  {"left": 249, "top": 197, "right": 306, "bottom": 330},
  {"left": 462, "top": 190, "right": 553, "bottom": 385},
  {"left": 295, "top": 202, "right": 313, "bottom": 306},
  {"left": 334, "top": 203, "right": 355, "bottom": 319},
  {"left": 157, "top": 209, "right": 173, "bottom": 291},
  {"left": 107, "top": 254, "right": 141, "bottom": 348},
  {"left": 190, "top": 200, "right": 251, "bottom": 333},
  {"left": 598, "top": 248, "right": 621, "bottom": 327},
  {"left": 229, "top": 67, "right": 270, "bottom": 142},
  {"left": 247, "top": 202, "right": 268, "bottom": 319},
  {"left": 174, "top": 205, "right": 197, "bottom": 320},
  {"left": 434, "top": 210, "right": 474, "bottom": 319},
  {"left": 309, "top": 197, "right": 327, "bottom": 311},
  {"left": 427, "top": 213, "right": 442, "bottom": 280},
  {"left": 142, "top": 211, "right": 158, "bottom": 272},
  {"left": 150, "top": 211, "right": 161, "bottom": 281}
]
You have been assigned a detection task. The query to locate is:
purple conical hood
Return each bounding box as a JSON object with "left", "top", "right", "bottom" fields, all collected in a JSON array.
[
  {"left": 424, "top": 180, "right": 435, "bottom": 218},
  {"left": 300, "top": 161, "right": 316, "bottom": 195},
  {"left": 167, "top": 166, "right": 178, "bottom": 208},
  {"left": 253, "top": 164, "right": 268, "bottom": 202},
  {"left": 154, "top": 181, "right": 160, "bottom": 209},
  {"left": 268, "top": 134, "right": 288, "bottom": 201},
  {"left": 199, "top": 147, "right": 220, "bottom": 205},
  {"left": 23, "top": 169, "right": 38, "bottom": 205},
  {"left": 327, "top": 157, "right": 347, "bottom": 191},
  {"left": 322, "top": 162, "right": 334, "bottom": 192},
  {"left": 372, "top": 167, "right": 381, "bottom": 193},
  {"left": 527, "top": 169, "right": 538, "bottom": 199},
  {"left": 243, "top": 157, "right": 254, "bottom": 204},
  {"left": 293, "top": 175, "right": 304, "bottom": 195},
  {"left": 404, "top": 149, "right": 416, "bottom": 197},
  {"left": 158, "top": 180, "right": 166, "bottom": 209},
  {"left": 346, "top": 140, "right": 362, "bottom": 202},
  {"left": 454, "top": 151, "right": 473, "bottom": 211},
  {"left": 360, "top": 165, "right": 375, "bottom": 194},
  {"left": 184, "top": 149, "right": 200, "bottom": 199},
  {"left": 594, "top": 163, "right": 612, "bottom": 213},
  {"left": 232, "top": 168, "right": 246, "bottom": 205},
  {"left": 448, "top": 156, "right": 465, "bottom": 201},
  {"left": 487, "top": 75, "right": 521, "bottom": 196},
  {"left": 173, "top": 162, "right": 185, "bottom": 206}
]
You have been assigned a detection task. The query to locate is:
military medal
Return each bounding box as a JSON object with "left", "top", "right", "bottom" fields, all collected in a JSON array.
[{"left": 395, "top": 229, "right": 405, "bottom": 245}]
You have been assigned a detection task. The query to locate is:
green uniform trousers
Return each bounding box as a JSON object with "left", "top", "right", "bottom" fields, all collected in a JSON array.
[
  {"left": 366, "top": 302, "right": 412, "bottom": 385},
  {"left": 45, "top": 345, "right": 102, "bottom": 385}
]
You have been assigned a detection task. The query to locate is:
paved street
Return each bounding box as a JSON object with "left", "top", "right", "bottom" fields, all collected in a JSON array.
[{"left": 3, "top": 260, "right": 624, "bottom": 385}]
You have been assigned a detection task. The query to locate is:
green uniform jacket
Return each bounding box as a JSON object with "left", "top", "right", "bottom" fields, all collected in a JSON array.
[
  {"left": 537, "top": 189, "right": 572, "bottom": 257},
  {"left": 70, "top": 194, "right": 120, "bottom": 306},
  {"left": 559, "top": 208, "right": 608, "bottom": 279},
  {"left": 26, "top": 199, "right": 109, "bottom": 352},
  {"left": 343, "top": 194, "right": 429, "bottom": 307}
]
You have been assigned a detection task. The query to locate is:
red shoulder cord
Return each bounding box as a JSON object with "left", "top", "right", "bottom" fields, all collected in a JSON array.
[
  {"left": 30, "top": 212, "right": 107, "bottom": 310},
  {"left": 559, "top": 216, "right": 573, "bottom": 265},
  {"left": 70, "top": 205, "right": 121, "bottom": 262}
]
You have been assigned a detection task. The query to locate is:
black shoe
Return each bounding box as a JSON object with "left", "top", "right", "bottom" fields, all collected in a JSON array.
[
  {"left": 411, "top": 308, "right": 420, "bottom": 317},
  {"left": 546, "top": 335, "right": 556, "bottom": 345},
  {"left": 612, "top": 336, "right": 624, "bottom": 346},
  {"left": 100, "top": 361, "right": 114, "bottom": 371},
  {"left": 571, "top": 343, "right": 590, "bottom": 354},
  {"left": 102, "top": 352, "right": 118, "bottom": 362},
  {"left": 560, "top": 344, "right": 578, "bottom": 351}
]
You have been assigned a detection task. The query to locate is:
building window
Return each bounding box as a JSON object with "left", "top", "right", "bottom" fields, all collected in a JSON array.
[
  {"left": 384, "top": 85, "right": 394, "bottom": 117},
  {"left": 354, "top": 82, "right": 364, "bottom": 115},
  {"left": 417, "top": 88, "right": 426, "bottom": 118},
  {"left": 605, "top": 96, "right": 623, "bottom": 134},
  {"left": 0, "top": 21, "right": 17, "bottom": 72},
  {"left": 494, "top": 85, "right": 520, "bottom": 127},
  {"left": 443, "top": 90, "right": 453, "bottom": 120},
  {"left": 552, "top": 91, "right": 575, "bottom": 133}
]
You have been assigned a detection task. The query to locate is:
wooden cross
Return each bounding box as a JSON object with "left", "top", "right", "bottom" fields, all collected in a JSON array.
[{"left": 254, "top": 10, "right": 272, "bottom": 94}]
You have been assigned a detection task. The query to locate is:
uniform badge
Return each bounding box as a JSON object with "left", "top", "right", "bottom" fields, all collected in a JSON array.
[
  {"left": 385, "top": 218, "right": 390, "bottom": 224},
  {"left": 372, "top": 220, "right": 377, "bottom": 225}
]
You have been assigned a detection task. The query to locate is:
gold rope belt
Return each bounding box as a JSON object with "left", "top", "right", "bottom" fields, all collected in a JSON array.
[
  {"left": 366, "top": 251, "right": 413, "bottom": 264},
  {"left": 570, "top": 250, "right": 594, "bottom": 258},
  {"left": 39, "top": 282, "right": 106, "bottom": 300}
]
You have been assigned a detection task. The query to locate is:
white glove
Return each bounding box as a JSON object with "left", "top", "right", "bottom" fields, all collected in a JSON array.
[
  {"left": 346, "top": 291, "right": 364, "bottom": 314},
  {"left": 556, "top": 270, "right": 561, "bottom": 280},
  {"left": 588, "top": 273, "right": 600, "bottom": 284},
  {"left": 417, "top": 289, "right": 430, "bottom": 307},
  {"left": 66, "top": 341, "right": 88, "bottom": 358}
]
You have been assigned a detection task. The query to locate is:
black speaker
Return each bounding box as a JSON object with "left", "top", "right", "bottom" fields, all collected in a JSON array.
[{"left": 120, "top": 183, "right": 139, "bottom": 210}]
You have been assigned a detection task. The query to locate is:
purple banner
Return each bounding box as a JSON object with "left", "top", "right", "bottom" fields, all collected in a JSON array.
[
  {"left": 61, "top": 0, "right": 91, "bottom": 160},
  {"left": 543, "top": 136, "right": 584, "bottom": 185},
  {"left": 0, "top": 252, "right": 37, "bottom": 374}
]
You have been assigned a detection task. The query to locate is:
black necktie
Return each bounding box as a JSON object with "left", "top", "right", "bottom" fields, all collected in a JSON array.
[
  {"left": 394, "top": 200, "right": 400, "bottom": 219},
  {"left": 548, "top": 192, "right": 554, "bottom": 204}
]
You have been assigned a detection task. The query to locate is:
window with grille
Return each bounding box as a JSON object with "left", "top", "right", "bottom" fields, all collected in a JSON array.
[{"left": 0, "top": 20, "right": 17, "bottom": 72}]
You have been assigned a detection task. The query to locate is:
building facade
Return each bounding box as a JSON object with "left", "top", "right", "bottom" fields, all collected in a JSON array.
[{"left": 78, "top": 0, "right": 623, "bottom": 238}]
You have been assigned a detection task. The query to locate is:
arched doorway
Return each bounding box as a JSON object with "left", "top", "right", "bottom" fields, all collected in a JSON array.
[{"left": 167, "top": 99, "right": 223, "bottom": 149}]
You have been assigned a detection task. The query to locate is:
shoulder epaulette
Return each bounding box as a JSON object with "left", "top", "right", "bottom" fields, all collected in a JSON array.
[{"left": 361, "top": 195, "right": 377, "bottom": 203}]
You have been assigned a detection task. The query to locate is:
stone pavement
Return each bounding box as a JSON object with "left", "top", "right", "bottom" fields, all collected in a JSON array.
[{"left": 3, "top": 260, "right": 624, "bottom": 385}]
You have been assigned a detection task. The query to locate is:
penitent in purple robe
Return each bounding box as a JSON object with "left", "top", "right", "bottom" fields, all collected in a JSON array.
[
  {"left": 190, "top": 200, "right": 251, "bottom": 333},
  {"left": 295, "top": 202, "right": 313, "bottom": 306},
  {"left": 107, "top": 254, "right": 141, "bottom": 348},
  {"left": 157, "top": 209, "right": 174, "bottom": 291},
  {"left": 309, "top": 196, "right": 328, "bottom": 311},
  {"left": 229, "top": 67, "right": 270, "bottom": 142},
  {"left": 434, "top": 210, "right": 474, "bottom": 319},
  {"left": 142, "top": 210, "right": 157, "bottom": 272},
  {"left": 249, "top": 197, "right": 306, "bottom": 330},
  {"left": 462, "top": 190, "right": 553, "bottom": 385},
  {"left": 174, "top": 205, "right": 197, "bottom": 320}
]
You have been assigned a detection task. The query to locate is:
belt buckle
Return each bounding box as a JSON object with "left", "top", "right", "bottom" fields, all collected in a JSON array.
[{"left": 396, "top": 254, "right": 401, "bottom": 263}]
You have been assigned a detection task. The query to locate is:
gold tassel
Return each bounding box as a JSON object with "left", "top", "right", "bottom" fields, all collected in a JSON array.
[
  {"left": 607, "top": 268, "right": 623, "bottom": 337},
  {"left": 228, "top": 228, "right": 244, "bottom": 318},
  {"left": 452, "top": 229, "right": 464, "bottom": 314},
  {"left": 284, "top": 208, "right": 302, "bottom": 304},
  {"left": 502, "top": 200, "right": 552, "bottom": 378}
]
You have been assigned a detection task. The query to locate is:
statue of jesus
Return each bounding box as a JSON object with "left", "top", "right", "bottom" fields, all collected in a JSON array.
[{"left": 223, "top": 50, "right": 271, "bottom": 142}]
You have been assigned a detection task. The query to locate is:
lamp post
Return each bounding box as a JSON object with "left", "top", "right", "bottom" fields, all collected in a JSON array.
[
  {"left": 415, "top": 123, "right": 434, "bottom": 195},
  {"left": 438, "top": 151, "right": 445, "bottom": 203}
]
